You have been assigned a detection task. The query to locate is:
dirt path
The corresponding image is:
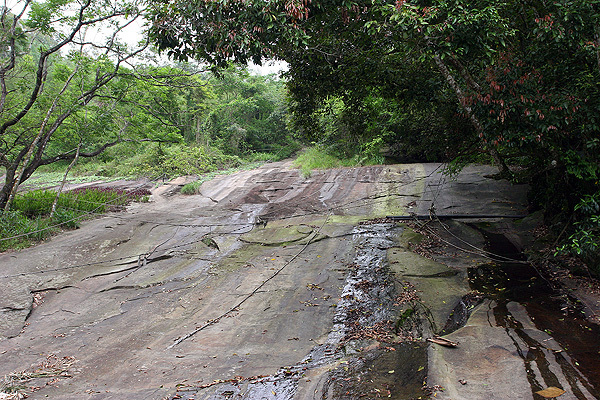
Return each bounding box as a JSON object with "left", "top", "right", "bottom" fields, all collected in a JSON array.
[{"left": 1, "top": 161, "right": 598, "bottom": 399}]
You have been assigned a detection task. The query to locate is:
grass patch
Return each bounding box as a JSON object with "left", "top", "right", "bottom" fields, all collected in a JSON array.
[
  {"left": 246, "top": 152, "right": 280, "bottom": 163},
  {"left": 0, "top": 187, "right": 150, "bottom": 252},
  {"left": 293, "top": 147, "right": 358, "bottom": 177},
  {"left": 293, "top": 145, "right": 386, "bottom": 178},
  {"left": 181, "top": 161, "right": 267, "bottom": 195},
  {"left": 180, "top": 181, "right": 203, "bottom": 195}
]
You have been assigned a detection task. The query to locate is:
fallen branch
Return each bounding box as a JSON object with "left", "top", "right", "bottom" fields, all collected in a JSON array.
[{"left": 427, "top": 336, "right": 459, "bottom": 348}]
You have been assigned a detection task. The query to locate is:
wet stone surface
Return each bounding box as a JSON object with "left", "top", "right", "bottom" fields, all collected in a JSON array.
[
  {"left": 428, "top": 223, "right": 600, "bottom": 400},
  {"left": 320, "top": 224, "right": 428, "bottom": 400},
  {"left": 468, "top": 228, "right": 600, "bottom": 399},
  {"left": 2, "top": 162, "right": 599, "bottom": 399},
  {"left": 170, "top": 224, "right": 428, "bottom": 400}
]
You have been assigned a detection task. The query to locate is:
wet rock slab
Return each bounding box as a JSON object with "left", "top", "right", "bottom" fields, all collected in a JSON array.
[
  {"left": 2, "top": 162, "right": 598, "bottom": 400},
  {"left": 0, "top": 163, "right": 423, "bottom": 399},
  {"left": 429, "top": 300, "right": 598, "bottom": 400}
]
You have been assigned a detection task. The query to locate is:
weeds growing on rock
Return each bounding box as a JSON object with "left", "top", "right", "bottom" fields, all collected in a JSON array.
[{"left": 0, "top": 187, "right": 151, "bottom": 252}]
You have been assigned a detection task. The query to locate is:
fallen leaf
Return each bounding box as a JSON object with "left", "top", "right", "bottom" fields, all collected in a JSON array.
[{"left": 535, "top": 387, "right": 565, "bottom": 398}]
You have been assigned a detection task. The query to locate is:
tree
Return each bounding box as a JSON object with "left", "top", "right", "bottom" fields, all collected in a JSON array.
[
  {"left": 104, "top": 64, "right": 212, "bottom": 144},
  {"left": 147, "top": 0, "right": 507, "bottom": 162},
  {"left": 201, "top": 67, "right": 292, "bottom": 155},
  {"left": 149, "top": 0, "right": 600, "bottom": 271},
  {"left": 0, "top": 0, "right": 149, "bottom": 210}
]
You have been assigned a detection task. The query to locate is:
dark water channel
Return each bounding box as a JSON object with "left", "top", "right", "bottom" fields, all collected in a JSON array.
[{"left": 468, "top": 226, "right": 600, "bottom": 399}]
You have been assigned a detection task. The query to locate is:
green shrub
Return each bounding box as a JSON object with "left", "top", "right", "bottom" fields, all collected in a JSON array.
[
  {"left": 0, "top": 210, "right": 33, "bottom": 238},
  {"left": 245, "top": 142, "right": 303, "bottom": 163},
  {"left": 106, "top": 143, "right": 244, "bottom": 178},
  {"left": 51, "top": 209, "right": 80, "bottom": 229},
  {"left": 557, "top": 191, "right": 600, "bottom": 275},
  {"left": 247, "top": 152, "right": 279, "bottom": 162},
  {"left": 12, "top": 190, "right": 56, "bottom": 217},
  {"left": 73, "top": 141, "right": 291, "bottom": 179},
  {"left": 3, "top": 186, "right": 151, "bottom": 251},
  {"left": 181, "top": 181, "right": 203, "bottom": 195},
  {"left": 355, "top": 136, "right": 385, "bottom": 166},
  {"left": 0, "top": 210, "right": 53, "bottom": 251},
  {"left": 64, "top": 187, "right": 118, "bottom": 213}
]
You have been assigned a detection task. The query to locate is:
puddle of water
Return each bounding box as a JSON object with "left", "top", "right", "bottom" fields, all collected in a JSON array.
[
  {"left": 323, "top": 342, "right": 427, "bottom": 400},
  {"left": 469, "top": 227, "right": 600, "bottom": 399}
]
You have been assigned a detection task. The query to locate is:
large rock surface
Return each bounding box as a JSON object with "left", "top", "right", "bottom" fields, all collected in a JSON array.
[{"left": 2, "top": 162, "right": 596, "bottom": 400}]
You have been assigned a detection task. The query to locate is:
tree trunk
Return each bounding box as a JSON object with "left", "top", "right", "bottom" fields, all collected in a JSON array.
[
  {"left": 49, "top": 141, "right": 81, "bottom": 219},
  {"left": 595, "top": 27, "right": 600, "bottom": 75},
  {"left": 433, "top": 54, "right": 512, "bottom": 178},
  {"left": 4, "top": 134, "right": 44, "bottom": 213},
  {"left": 448, "top": 56, "right": 481, "bottom": 92},
  {"left": 0, "top": 165, "right": 18, "bottom": 211},
  {"left": 3, "top": 63, "right": 78, "bottom": 212}
]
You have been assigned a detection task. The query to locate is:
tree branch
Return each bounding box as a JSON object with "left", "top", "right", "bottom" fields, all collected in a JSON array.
[
  {"left": 447, "top": 56, "right": 482, "bottom": 92},
  {"left": 0, "top": 0, "right": 140, "bottom": 137},
  {"left": 3, "top": 62, "right": 80, "bottom": 211}
]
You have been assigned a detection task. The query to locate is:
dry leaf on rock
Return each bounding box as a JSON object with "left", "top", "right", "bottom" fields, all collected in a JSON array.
[{"left": 535, "top": 387, "right": 566, "bottom": 398}]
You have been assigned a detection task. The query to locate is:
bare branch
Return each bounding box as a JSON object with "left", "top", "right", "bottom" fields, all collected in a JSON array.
[
  {"left": 0, "top": 0, "right": 144, "bottom": 137},
  {"left": 27, "top": 137, "right": 178, "bottom": 175},
  {"left": 95, "top": 94, "right": 186, "bottom": 129},
  {"left": 50, "top": 140, "right": 81, "bottom": 218},
  {"left": 0, "top": 0, "right": 32, "bottom": 112}
]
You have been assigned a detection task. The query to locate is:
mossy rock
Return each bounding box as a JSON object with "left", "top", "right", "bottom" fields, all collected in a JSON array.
[{"left": 240, "top": 225, "right": 314, "bottom": 246}]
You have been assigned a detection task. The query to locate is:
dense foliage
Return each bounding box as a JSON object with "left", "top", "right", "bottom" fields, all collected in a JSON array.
[
  {"left": 1, "top": 0, "right": 598, "bottom": 273},
  {"left": 0, "top": 0, "right": 296, "bottom": 214},
  {"left": 0, "top": 0, "right": 155, "bottom": 211},
  {"left": 0, "top": 0, "right": 297, "bottom": 251},
  {"left": 149, "top": 0, "right": 600, "bottom": 272},
  {"left": 200, "top": 67, "right": 299, "bottom": 158}
]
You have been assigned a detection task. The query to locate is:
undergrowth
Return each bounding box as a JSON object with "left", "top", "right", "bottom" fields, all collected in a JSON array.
[
  {"left": 71, "top": 143, "right": 248, "bottom": 178},
  {"left": 1, "top": 141, "right": 294, "bottom": 251},
  {"left": 0, "top": 187, "right": 150, "bottom": 252},
  {"left": 181, "top": 161, "right": 266, "bottom": 194},
  {"left": 293, "top": 146, "right": 383, "bottom": 178}
]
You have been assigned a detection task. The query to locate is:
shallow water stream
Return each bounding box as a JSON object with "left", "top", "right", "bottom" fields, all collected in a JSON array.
[
  {"left": 170, "top": 223, "right": 427, "bottom": 400},
  {"left": 469, "top": 227, "right": 600, "bottom": 399}
]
